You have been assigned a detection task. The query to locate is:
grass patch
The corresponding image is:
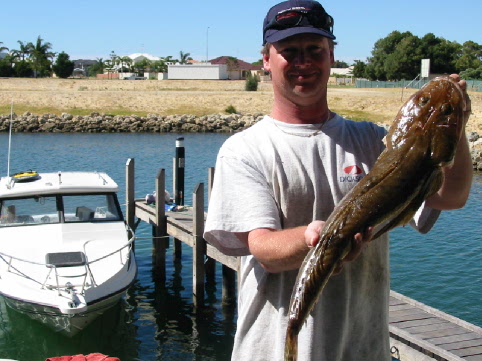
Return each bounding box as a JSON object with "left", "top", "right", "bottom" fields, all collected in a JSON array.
[
  {"left": 0, "top": 104, "right": 151, "bottom": 117},
  {"left": 331, "top": 107, "right": 389, "bottom": 124}
]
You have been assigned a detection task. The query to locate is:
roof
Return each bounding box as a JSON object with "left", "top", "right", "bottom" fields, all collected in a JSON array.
[
  {"left": 0, "top": 171, "right": 118, "bottom": 198},
  {"left": 330, "top": 66, "right": 354, "bottom": 76},
  {"left": 208, "top": 56, "right": 263, "bottom": 71},
  {"left": 128, "top": 53, "right": 161, "bottom": 62}
]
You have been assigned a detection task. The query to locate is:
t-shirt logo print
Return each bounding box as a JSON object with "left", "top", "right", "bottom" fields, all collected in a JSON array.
[
  {"left": 343, "top": 165, "right": 363, "bottom": 175},
  {"left": 340, "top": 165, "right": 363, "bottom": 183}
]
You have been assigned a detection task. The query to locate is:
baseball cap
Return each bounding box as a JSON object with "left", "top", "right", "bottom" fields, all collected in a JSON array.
[{"left": 263, "top": 0, "right": 335, "bottom": 45}]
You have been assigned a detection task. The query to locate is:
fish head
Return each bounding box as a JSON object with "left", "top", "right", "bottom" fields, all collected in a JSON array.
[{"left": 386, "top": 76, "right": 466, "bottom": 165}]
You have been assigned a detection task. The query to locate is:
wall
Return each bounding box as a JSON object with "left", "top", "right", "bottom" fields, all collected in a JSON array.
[{"left": 167, "top": 64, "right": 228, "bottom": 80}]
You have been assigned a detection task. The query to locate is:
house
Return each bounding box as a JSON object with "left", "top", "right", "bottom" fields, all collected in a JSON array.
[
  {"left": 167, "top": 63, "right": 229, "bottom": 80},
  {"left": 208, "top": 56, "right": 263, "bottom": 80}
]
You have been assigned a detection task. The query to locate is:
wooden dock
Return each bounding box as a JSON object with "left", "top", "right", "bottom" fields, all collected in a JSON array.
[{"left": 125, "top": 159, "right": 482, "bottom": 361}]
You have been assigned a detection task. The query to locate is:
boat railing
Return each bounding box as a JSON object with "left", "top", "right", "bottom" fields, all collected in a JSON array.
[{"left": 0, "top": 233, "right": 136, "bottom": 296}]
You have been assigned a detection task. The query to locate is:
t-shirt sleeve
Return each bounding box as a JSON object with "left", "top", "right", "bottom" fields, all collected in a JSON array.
[{"left": 204, "top": 141, "right": 281, "bottom": 256}]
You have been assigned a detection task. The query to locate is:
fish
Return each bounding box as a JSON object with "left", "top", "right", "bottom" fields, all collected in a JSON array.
[{"left": 284, "top": 76, "right": 467, "bottom": 361}]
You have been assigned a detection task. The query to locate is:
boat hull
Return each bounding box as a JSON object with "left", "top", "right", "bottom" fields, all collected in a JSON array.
[{"left": 1, "top": 254, "right": 136, "bottom": 337}]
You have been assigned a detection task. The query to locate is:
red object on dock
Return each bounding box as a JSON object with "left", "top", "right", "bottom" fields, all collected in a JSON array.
[{"left": 45, "top": 353, "right": 120, "bottom": 361}]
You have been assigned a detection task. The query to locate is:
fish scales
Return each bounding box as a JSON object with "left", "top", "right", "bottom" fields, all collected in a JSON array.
[{"left": 284, "top": 76, "right": 466, "bottom": 361}]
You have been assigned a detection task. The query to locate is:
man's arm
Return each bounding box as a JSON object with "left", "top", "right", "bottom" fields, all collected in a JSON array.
[{"left": 236, "top": 222, "right": 370, "bottom": 273}]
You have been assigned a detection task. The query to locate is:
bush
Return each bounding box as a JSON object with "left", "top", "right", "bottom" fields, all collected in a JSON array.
[
  {"left": 225, "top": 105, "right": 237, "bottom": 114},
  {"left": 53, "top": 51, "right": 74, "bottom": 78},
  {"left": 245, "top": 73, "right": 259, "bottom": 91}
]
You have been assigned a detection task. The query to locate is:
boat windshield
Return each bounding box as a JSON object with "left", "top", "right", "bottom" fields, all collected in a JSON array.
[{"left": 0, "top": 193, "right": 122, "bottom": 227}]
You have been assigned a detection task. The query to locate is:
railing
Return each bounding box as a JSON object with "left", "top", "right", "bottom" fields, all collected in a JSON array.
[{"left": 0, "top": 230, "right": 135, "bottom": 296}]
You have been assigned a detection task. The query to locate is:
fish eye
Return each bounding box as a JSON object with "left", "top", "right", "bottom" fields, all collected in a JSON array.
[
  {"left": 419, "top": 96, "right": 430, "bottom": 106},
  {"left": 440, "top": 103, "right": 453, "bottom": 116}
]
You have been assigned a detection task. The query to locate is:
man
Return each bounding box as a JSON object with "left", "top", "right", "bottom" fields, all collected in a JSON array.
[{"left": 204, "top": 1, "right": 473, "bottom": 360}]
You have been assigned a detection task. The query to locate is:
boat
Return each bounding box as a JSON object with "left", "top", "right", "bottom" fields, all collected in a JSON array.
[{"left": 0, "top": 171, "right": 137, "bottom": 337}]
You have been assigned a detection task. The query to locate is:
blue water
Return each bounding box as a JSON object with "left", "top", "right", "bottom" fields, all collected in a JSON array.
[{"left": 0, "top": 133, "right": 480, "bottom": 360}]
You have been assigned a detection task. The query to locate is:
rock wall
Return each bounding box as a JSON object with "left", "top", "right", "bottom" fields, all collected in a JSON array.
[{"left": 0, "top": 112, "right": 263, "bottom": 134}]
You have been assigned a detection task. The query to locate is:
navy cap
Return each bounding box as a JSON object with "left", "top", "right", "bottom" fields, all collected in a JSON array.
[{"left": 263, "top": 0, "right": 335, "bottom": 45}]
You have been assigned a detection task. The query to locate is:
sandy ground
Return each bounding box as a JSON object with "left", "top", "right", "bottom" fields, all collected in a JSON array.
[{"left": 0, "top": 78, "right": 480, "bottom": 133}]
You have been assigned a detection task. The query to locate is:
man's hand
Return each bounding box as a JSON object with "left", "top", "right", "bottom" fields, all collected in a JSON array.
[{"left": 305, "top": 220, "right": 373, "bottom": 274}]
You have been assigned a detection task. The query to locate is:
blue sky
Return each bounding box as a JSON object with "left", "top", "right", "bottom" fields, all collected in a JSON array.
[{"left": 1, "top": 0, "right": 480, "bottom": 65}]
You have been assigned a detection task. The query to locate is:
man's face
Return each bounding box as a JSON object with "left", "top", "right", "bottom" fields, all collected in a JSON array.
[{"left": 263, "top": 34, "right": 334, "bottom": 106}]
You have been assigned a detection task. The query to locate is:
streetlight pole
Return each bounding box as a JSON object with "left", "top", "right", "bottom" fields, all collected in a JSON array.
[{"left": 206, "top": 27, "right": 210, "bottom": 63}]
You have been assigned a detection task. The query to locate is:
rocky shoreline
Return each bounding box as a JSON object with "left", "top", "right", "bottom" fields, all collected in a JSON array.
[
  {"left": 2, "top": 111, "right": 482, "bottom": 170},
  {"left": 0, "top": 112, "right": 264, "bottom": 134}
]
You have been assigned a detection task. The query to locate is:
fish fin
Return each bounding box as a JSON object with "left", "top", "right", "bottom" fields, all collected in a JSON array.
[{"left": 284, "top": 324, "right": 298, "bottom": 361}]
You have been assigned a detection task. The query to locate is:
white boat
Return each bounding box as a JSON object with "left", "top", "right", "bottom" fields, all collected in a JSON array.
[{"left": 0, "top": 171, "right": 137, "bottom": 337}]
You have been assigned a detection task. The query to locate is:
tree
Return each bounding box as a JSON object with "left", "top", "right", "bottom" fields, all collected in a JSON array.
[
  {"left": 134, "top": 58, "right": 151, "bottom": 74},
  {"left": 14, "top": 60, "right": 33, "bottom": 77},
  {"left": 365, "top": 31, "right": 414, "bottom": 80},
  {"left": 332, "top": 60, "right": 349, "bottom": 68},
  {"left": 179, "top": 51, "right": 193, "bottom": 64},
  {"left": 0, "top": 42, "right": 8, "bottom": 53},
  {"left": 384, "top": 35, "right": 422, "bottom": 80},
  {"left": 12, "top": 40, "right": 30, "bottom": 61},
  {"left": 52, "top": 51, "right": 74, "bottom": 78},
  {"left": 0, "top": 57, "right": 14, "bottom": 77},
  {"left": 151, "top": 59, "right": 168, "bottom": 73},
  {"left": 352, "top": 60, "right": 367, "bottom": 78},
  {"left": 455, "top": 40, "right": 482, "bottom": 72},
  {"left": 460, "top": 65, "right": 482, "bottom": 80},
  {"left": 27, "top": 36, "right": 55, "bottom": 77},
  {"left": 87, "top": 58, "right": 105, "bottom": 77}
]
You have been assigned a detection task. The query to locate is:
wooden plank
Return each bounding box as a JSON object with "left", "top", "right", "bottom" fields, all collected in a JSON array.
[
  {"left": 391, "top": 290, "right": 482, "bottom": 334},
  {"left": 466, "top": 355, "right": 482, "bottom": 361},
  {"left": 389, "top": 325, "right": 467, "bottom": 361},
  {"left": 426, "top": 332, "right": 482, "bottom": 346},
  {"left": 419, "top": 327, "right": 472, "bottom": 340},
  {"left": 392, "top": 318, "right": 449, "bottom": 330},
  {"left": 390, "top": 303, "right": 415, "bottom": 312},
  {"left": 451, "top": 345, "right": 482, "bottom": 358},
  {"left": 441, "top": 338, "right": 482, "bottom": 351},
  {"left": 406, "top": 323, "right": 462, "bottom": 335},
  {"left": 206, "top": 243, "right": 239, "bottom": 271},
  {"left": 192, "top": 183, "right": 205, "bottom": 308}
]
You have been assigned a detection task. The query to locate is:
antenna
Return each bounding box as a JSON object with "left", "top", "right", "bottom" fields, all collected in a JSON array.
[{"left": 6, "top": 101, "right": 13, "bottom": 177}]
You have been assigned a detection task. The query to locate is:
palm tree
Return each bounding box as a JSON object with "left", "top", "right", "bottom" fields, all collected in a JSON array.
[
  {"left": 12, "top": 41, "right": 30, "bottom": 61},
  {"left": 26, "top": 36, "right": 55, "bottom": 77},
  {"left": 179, "top": 51, "right": 193, "bottom": 64},
  {"left": 0, "top": 42, "right": 8, "bottom": 53}
]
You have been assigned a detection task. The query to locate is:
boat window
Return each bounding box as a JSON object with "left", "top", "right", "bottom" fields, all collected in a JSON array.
[
  {"left": 63, "top": 194, "right": 122, "bottom": 222},
  {"left": 0, "top": 196, "right": 58, "bottom": 226}
]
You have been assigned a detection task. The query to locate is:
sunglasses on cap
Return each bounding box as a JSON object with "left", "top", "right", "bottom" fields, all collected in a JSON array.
[{"left": 264, "top": 8, "right": 334, "bottom": 34}]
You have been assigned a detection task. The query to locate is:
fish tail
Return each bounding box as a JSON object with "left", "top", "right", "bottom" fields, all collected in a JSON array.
[{"left": 284, "top": 324, "right": 299, "bottom": 361}]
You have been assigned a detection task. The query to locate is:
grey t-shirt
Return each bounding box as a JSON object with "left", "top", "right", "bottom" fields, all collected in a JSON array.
[{"left": 204, "top": 114, "right": 439, "bottom": 361}]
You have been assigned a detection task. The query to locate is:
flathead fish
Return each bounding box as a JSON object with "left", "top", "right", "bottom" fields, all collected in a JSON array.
[{"left": 284, "top": 76, "right": 467, "bottom": 361}]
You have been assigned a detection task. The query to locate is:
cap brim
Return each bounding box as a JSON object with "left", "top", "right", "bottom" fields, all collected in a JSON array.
[{"left": 264, "top": 26, "right": 336, "bottom": 45}]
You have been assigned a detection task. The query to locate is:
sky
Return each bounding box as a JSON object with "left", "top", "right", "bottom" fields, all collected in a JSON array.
[{"left": 1, "top": 0, "right": 481, "bottom": 65}]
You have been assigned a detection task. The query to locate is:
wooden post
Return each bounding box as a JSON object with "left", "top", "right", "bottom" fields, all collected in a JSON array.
[
  {"left": 173, "top": 157, "right": 182, "bottom": 259},
  {"left": 207, "top": 166, "right": 236, "bottom": 304},
  {"left": 222, "top": 264, "right": 237, "bottom": 305},
  {"left": 126, "top": 158, "right": 135, "bottom": 250},
  {"left": 205, "top": 167, "right": 216, "bottom": 282},
  {"left": 208, "top": 167, "right": 215, "bottom": 202},
  {"left": 192, "top": 182, "right": 205, "bottom": 307},
  {"left": 153, "top": 169, "right": 167, "bottom": 279}
]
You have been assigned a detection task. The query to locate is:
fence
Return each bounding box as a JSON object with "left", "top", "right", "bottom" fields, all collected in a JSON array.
[{"left": 356, "top": 79, "right": 482, "bottom": 92}]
